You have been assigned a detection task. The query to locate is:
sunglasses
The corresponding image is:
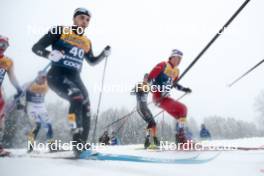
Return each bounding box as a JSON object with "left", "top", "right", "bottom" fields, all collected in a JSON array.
[
  {"left": 79, "top": 15, "right": 90, "bottom": 22},
  {"left": 0, "top": 42, "right": 8, "bottom": 49}
]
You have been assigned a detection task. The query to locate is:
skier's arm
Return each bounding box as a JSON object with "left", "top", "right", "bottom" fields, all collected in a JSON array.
[
  {"left": 173, "top": 83, "right": 192, "bottom": 93},
  {"left": 130, "top": 86, "right": 136, "bottom": 95},
  {"left": 85, "top": 45, "right": 111, "bottom": 66},
  {"left": 173, "top": 74, "right": 192, "bottom": 93},
  {"left": 148, "top": 62, "right": 166, "bottom": 82},
  {"left": 7, "top": 64, "right": 22, "bottom": 93},
  {"left": 32, "top": 26, "right": 62, "bottom": 58}
]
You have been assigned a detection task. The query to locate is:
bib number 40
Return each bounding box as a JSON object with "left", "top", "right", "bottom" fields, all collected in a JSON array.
[{"left": 69, "top": 47, "right": 84, "bottom": 58}]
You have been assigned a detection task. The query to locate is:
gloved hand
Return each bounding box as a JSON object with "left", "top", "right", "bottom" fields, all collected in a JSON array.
[
  {"left": 130, "top": 89, "right": 136, "bottom": 95},
  {"left": 182, "top": 87, "right": 192, "bottom": 94},
  {"left": 161, "top": 91, "right": 170, "bottom": 97},
  {"left": 14, "top": 88, "right": 23, "bottom": 100},
  {"left": 16, "top": 100, "right": 25, "bottom": 110},
  {"left": 102, "top": 45, "right": 111, "bottom": 57},
  {"left": 48, "top": 50, "right": 64, "bottom": 62},
  {"left": 175, "top": 84, "right": 192, "bottom": 94}
]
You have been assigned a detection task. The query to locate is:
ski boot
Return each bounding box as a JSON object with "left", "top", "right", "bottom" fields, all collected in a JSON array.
[
  {"left": 0, "top": 144, "right": 10, "bottom": 157},
  {"left": 175, "top": 128, "right": 194, "bottom": 150},
  {"left": 47, "top": 139, "right": 60, "bottom": 152},
  {"left": 27, "top": 131, "right": 35, "bottom": 153},
  {"left": 144, "top": 135, "right": 151, "bottom": 149},
  {"left": 144, "top": 128, "right": 151, "bottom": 149},
  {"left": 153, "top": 136, "right": 160, "bottom": 146},
  {"left": 146, "top": 136, "right": 160, "bottom": 150},
  {"left": 71, "top": 128, "right": 91, "bottom": 157}
]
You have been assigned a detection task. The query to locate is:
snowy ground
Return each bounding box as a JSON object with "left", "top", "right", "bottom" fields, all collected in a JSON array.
[{"left": 1, "top": 138, "right": 264, "bottom": 176}]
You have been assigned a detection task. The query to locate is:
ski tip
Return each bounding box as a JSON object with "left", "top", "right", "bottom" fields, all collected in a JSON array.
[{"left": 79, "top": 150, "right": 98, "bottom": 159}]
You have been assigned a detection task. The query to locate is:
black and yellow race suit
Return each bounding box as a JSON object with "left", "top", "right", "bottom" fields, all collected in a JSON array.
[{"left": 32, "top": 26, "right": 106, "bottom": 145}]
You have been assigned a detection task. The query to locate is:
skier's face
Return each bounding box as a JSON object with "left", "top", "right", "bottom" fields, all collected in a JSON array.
[
  {"left": 73, "top": 15, "right": 90, "bottom": 30},
  {"left": 0, "top": 42, "right": 8, "bottom": 56},
  {"left": 36, "top": 76, "right": 46, "bottom": 84},
  {"left": 143, "top": 74, "right": 148, "bottom": 83},
  {"left": 169, "top": 56, "right": 182, "bottom": 67}
]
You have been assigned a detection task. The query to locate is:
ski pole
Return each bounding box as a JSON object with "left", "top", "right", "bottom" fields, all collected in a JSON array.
[
  {"left": 103, "top": 107, "right": 137, "bottom": 129},
  {"left": 104, "top": 91, "right": 188, "bottom": 129},
  {"left": 138, "top": 93, "right": 188, "bottom": 129},
  {"left": 228, "top": 58, "right": 264, "bottom": 87},
  {"left": 177, "top": 0, "right": 251, "bottom": 83},
  {"left": 92, "top": 56, "right": 109, "bottom": 142}
]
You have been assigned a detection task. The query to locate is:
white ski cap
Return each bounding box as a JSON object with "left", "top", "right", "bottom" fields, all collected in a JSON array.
[{"left": 170, "top": 49, "right": 183, "bottom": 58}]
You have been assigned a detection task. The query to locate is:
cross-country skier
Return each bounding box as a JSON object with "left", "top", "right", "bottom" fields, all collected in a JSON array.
[
  {"left": 131, "top": 73, "right": 159, "bottom": 149},
  {"left": 99, "top": 131, "right": 110, "bottom": 145},
  {"left": 25, "top": 71, "right": 54, "bottom": 153},
  {"left": 147, "top": 49, "right": 192, "bottom": 145},
  {"left": 110, "top": 131, "right": 120, "bottom": 145},
  {"left": 32, "top": 8, "right": 111, "bottom": 156},
  {"left": 0, "top": 35, "right": 23, "bottom": 157},
  {"left": 199, "top": 124, "right": 211, "bottom": 140}
]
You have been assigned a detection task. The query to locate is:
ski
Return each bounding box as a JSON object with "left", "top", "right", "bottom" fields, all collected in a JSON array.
[
  {"left": 7, "top": 149, "right": 219, "bottom": 164},
  {"left": 135, "top": 144, "right": 264, "bottom": 152},
  {"left": 77, "top": 150, "right": 219, "bottom": 164}
]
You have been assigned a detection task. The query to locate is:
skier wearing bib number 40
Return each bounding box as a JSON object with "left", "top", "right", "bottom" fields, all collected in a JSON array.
[
  {"left": 32, "top": 8, "right": 111, "bottom": 156},
  {"left": 148, "top": 49, "right": 192, "bottom": 146}
]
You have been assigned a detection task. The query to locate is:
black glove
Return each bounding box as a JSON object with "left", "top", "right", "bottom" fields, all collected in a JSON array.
[
  {"left": 175, "top": 84, "right": 192, "bottom": 94},
  {"left": 182, "top": 87, "right": 192, "bottom": 94},
  {"left": 16, "top": 100, "right": 25, "bottom": 110},
  {"left": 14, "top": 88, "right": 23, "bottom": 100},
  {"left": 102, "top": 45, "right": 111, "bottom": 57}
]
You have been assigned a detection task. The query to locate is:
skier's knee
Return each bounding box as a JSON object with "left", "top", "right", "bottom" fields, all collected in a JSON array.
[
  {"left": 46, "top": 123, "right": 53, "bottom": 139},
  {"left": 82, "top": 98, "right": 91, "bottom": 116},
  {"left": 180, "top": 104, "right": 187, "bottom": 117},
  {"left": 147, "top": 120, "right": 156, "bottom": 129},
  {"left": 176, "top": 103, "right": 187, "bottom": 118},
  {"left": 33, "top": 122, "right": 41, "bottom": 137},
  {"left": 69, "top": 88, "right": 84, "bottom": 103}
]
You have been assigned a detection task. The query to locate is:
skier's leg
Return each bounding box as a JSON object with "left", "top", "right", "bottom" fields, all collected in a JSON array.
[
  {"left": 137, "top": 103, "right": 157, "bottom": 134},
  {"left": 46, "top": 123, "right": 53, "bottom": 140},
  {"left": 39, "top": 109, "right": 53, "bottom": 141},
  {"left": 0, "top": 91, "right": 5, "bottom": 142},
  {"left": 26, "top": 103, "right": 43, "bottom": 152},
  {"left": 47, "top": 74, "right": 84, "bottom": 131},
  {"left": 81, "top": 100, "right": 90, "bottom": 143},
  {"left": 153, "top": 92, "right": 189, "bottom": 144},
  {"left": 137, "top": 101, "right": 159, "bottom": 148},
  {"left": 158, "top": 97, "right": 187, "bottom": 119},
  {"left": 47, "top": 74, "right": 86, "bottom": 154},
  {"left": 72, "top": 76, "right": 91, "bottom": 143},
  {"left": 27, "top": 122, "right": 41, "bottom": 152}
]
